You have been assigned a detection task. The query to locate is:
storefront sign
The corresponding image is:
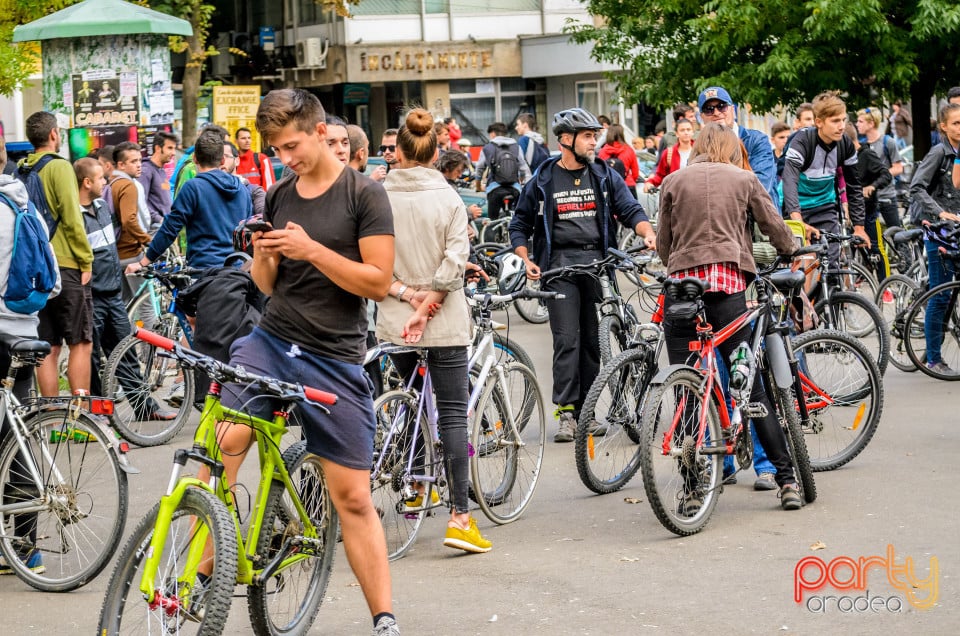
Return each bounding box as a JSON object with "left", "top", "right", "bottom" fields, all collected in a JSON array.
[
  {"left": 213, "top": 85, "right": 262, "bottom": 151},
  {"left": 344, "top": 83, "right": 371, "bottom": 105},
  {"left": 360, "top": 49, "right": 493, "bottom": 74},
  {"left": 348, "top": 41, "right": 521, "bottom": 82}
]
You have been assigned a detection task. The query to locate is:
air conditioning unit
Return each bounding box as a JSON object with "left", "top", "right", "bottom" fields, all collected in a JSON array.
[{"left": 296, "top": 38, "right": 327, "bottom": 68}]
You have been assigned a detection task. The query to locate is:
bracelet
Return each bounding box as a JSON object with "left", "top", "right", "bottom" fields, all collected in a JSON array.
[
  {"left": 396, "top": 284, "right": 408, "bottom": 300},
  {"left": 954, "top": 157, "right": 960, "bottom": 165}
]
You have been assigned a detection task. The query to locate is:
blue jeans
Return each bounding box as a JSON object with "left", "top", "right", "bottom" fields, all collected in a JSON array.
[{"left": 924, "top": 240, "right": 958, "bottom": 364}]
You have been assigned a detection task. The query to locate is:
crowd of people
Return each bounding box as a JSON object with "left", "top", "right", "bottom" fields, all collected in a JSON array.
[{"left": 2, "top": 79, "right": 960, "bottom": 635}]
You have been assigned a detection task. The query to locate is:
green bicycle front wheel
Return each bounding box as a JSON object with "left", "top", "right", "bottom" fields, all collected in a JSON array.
[
  {"left": 98, "top": 487, "right": 238, "bottom": 635},
  {"left": 248, "top": 441, "right": 339, "bottom": 636}
]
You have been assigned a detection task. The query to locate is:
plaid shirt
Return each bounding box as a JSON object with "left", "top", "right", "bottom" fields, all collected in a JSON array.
[{"left": 673, "top": 262, "right": 746, "bottom": 295}]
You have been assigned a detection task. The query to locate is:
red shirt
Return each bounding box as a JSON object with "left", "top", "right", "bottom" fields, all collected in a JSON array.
[
  {"left": 598, "top": 141, "right": 640, "bottom": 186},
  {"left": 237, "top": 149, "right": 275, "bottom": 189},
  {"left": 673, "top": 262, "right": 746, "bottom": 295}
]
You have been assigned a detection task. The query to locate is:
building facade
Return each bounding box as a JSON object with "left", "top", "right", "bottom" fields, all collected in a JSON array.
[{"left": 206, "top": 0, "right": 650, "bottom": 150}]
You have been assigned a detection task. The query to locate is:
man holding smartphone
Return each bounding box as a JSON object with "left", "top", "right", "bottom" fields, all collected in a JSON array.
[{"left": 204, "top": 89, "right": 399, "bottom": 636}]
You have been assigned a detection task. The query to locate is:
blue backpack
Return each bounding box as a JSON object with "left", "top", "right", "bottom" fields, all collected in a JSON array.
[
  {"left": 16, "top": 153, "right": 66, "bottom": 237},
  {"left": 0, "top": 192, "right": 58, "bottom": 314}
]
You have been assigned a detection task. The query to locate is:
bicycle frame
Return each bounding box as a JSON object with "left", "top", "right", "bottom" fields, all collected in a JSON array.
[{"left": 138, "top": 386, "right": 320, "bottom": 604}]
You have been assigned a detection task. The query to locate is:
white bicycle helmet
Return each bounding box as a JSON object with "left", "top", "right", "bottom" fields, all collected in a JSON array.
[{"left": 496, "top": 252, "right": 527, "bottom": 294}]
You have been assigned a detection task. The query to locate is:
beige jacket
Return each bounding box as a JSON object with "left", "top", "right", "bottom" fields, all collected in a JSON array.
[{"left": 377, "top": 166, "right": 471, "bottom": 347}]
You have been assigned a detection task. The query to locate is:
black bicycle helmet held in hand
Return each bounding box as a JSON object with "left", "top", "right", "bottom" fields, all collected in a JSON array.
[{"left": 552, "top": 108, "right": 603, "bottom": 137}]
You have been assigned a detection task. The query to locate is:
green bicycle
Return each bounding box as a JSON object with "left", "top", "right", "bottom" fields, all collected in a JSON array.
[{"left": 98, "top": 329, "right": 340, "bottom": 636}]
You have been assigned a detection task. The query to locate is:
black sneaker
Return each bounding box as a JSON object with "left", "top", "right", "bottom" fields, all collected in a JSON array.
[
  {"left": 677, "top": 489, "right": 703, "bottom": 516},
  {"left": 779, "top": 483, "right": 802, "bottom": 511}
]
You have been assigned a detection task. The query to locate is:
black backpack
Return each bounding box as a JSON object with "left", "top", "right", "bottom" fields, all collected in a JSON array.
[
  {"left": 16, "top": 153, "right": 67, "bottom": 237},
  {"left": 605, "top": 156, "right": 627, "bottom": 179},
  {"left": 488, "top": 144, "right": 520, "bottom": 185},
  {"left": 529, "top": 141, "right": 550, "bottom": 172}
]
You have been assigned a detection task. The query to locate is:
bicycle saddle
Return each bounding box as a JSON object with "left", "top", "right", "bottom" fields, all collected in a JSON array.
[
  {"left": 768, "top": 269, "right": 806, "bottom": 292},
  {"left": 0, "top": 334, "right": 51, "bottom": 356},
  {"left": 663, "top": 276, "right": 706, "bottom": 301},
  {"left": 892, "top": 228, "right": 923, "bottom": 245}
]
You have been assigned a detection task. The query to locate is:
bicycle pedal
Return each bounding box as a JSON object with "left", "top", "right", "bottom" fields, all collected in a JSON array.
[{"left": 740, "top": 403, "right": 769, "bottom": 419}]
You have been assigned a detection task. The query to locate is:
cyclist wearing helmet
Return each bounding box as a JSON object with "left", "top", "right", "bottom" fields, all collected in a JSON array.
[{"left": 509, "top": 107, "right": 656, "bottom": 443}]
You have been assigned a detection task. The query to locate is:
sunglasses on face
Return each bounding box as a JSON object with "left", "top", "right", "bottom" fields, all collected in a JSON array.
[
  {"left": 701, "top": 102, "right": 730, "bottom": 115},
  {"left": 379, "top": 145, "right": 396, "bottom": 153}
]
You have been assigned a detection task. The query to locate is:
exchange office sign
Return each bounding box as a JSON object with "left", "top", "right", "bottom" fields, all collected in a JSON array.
[{"left": 348, "top": 40, "right": 521, "bottom": 82}]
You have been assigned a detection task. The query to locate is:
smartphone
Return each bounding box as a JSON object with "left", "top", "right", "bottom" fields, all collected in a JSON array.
[{"left": 245, "top": 220, "right": 273, "bottom": 233}]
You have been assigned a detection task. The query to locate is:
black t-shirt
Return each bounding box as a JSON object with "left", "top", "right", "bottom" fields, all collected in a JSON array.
[
  {"left": 550, "top": 163, "right": 601, "bottom": 248},
  {"left": 260, "top": 168, "right": 394, "bottom": 364}
]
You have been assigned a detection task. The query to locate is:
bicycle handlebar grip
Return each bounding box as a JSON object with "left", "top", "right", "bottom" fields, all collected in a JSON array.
[
  {"left": 303, "top": 386, "right": 338, "bottom": 405},
  {"left": 135, "top": 328, "right": 176, "bottom": 351}
]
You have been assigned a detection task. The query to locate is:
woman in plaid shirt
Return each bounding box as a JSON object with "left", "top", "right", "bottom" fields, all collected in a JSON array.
[{"left": 656, "top": 123, "right": 805, "bottom": 512}]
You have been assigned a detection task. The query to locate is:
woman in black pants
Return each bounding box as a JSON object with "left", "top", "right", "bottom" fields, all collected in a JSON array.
[
  {"left": 377, "top": 108, "right": 491, "bottom": 553},
  {"left": 656, "top": 123, "right": 804, "bottom": 512}
]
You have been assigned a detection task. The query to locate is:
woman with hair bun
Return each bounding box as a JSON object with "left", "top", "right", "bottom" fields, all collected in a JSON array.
[{"left": 377, "top": 109, "right": 492, "bottom": 553}]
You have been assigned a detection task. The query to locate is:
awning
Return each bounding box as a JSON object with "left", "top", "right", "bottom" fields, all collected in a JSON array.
[{"left": 12, "top": 0, "right": 192, "bottom": 42}]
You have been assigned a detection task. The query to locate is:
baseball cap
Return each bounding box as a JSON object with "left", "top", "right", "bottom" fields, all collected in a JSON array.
[
  {"left": 698, "top": 86, "right": 733, "bottom": 110},
  {"left": 457, "top": 137, "right": 472, "bottom": 147}
]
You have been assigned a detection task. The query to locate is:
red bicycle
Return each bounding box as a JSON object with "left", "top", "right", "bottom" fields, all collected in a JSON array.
[{"left": 638, "top": 252, "right": 819, "bottom": 536}]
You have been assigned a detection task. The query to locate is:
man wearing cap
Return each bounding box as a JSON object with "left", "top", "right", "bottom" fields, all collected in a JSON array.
[
  {"left": 698, "top": 86, "right": 780, "bottom": 208},
  {"left": 509, "top": 108, "right": 656, "bottom": 443},
  {"left": 697, "top": 86, "right": 784, "bottom": 493}
]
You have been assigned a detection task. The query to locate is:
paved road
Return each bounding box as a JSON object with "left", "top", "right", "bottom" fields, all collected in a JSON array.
[{"left": 1, "top": 312, "right": 957, "bottom": 635}]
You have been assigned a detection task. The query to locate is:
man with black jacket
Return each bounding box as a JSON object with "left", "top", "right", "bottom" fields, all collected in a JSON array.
[
  {"left": 781, "top": 92, "right": 871, "bottom": 268},
  {"left": 509, "top": 107, "right": 656, "bottom": 442}
]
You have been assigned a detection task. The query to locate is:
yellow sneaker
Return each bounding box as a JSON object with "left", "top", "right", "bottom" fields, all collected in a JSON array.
[
  {"left": 404, "top": 489, "right": 440, "bottom": 509},
  {"left": 443, "top": 517, "right": 492, "bottom": 553}
]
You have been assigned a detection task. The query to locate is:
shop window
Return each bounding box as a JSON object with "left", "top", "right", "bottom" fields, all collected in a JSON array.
[{"left": 576, "top": 80, "right": 617, "bottom": 120}]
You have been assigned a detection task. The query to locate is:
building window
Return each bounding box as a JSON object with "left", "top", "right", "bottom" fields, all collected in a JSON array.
[
  {"left": 450, "top": 77, "right": 546, "bottom": 144},
  {"left": 575, "top": 80, "right": 619, "bottom": 120}
]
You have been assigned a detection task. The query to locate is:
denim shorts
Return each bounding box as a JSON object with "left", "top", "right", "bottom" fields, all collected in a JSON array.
[{"left": 221, "top": 327, "right": 376, "bottom": 470}]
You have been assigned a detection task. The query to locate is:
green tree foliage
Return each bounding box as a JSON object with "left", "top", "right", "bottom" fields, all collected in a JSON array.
[
  {"left": 568, "top": 0, "right": 960, "bottom": 158},
  {"left": 0, "top": 0, "right": 80, "bottom": 97}
]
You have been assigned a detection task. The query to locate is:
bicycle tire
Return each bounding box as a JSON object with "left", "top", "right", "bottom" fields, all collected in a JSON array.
[
  {"left": 599, "top": 313, "right": 626, "bottom": 366},
  {"left": 792, "top": 329, "right": 884, "bottom": 471},
  {"left": 639, "top": 367, "right": 722, "bottom": 536},
  {"left": 493, "top": 331, "right": 536, "bottom": 372},
  {"left": 874, "top": 274, "right": 922, "bottom": 372},
  {"left": 370, "top": 390, "right": 433, "bottom": 560},
  {"left": 771, "top": 383, "right": 817, "bottom": 504},
  {"left": 575, "top": 346, "right": 653, "bottom": 494},
  {"left": 470, "top": 363, "right": 545, "bottom": 524},
  {"left": 125, "top": 281, "right": 164, "bottom": 330},
  {"left": 815, "top": 291, "right": 889, "bottom": 376},
  {"left": 104, "top": 329, "right": 195, "bottom": 446},
  {"left": 846, "top": 258, "right": 879, "bottom": 300},
  {"left": 903, "top": 280, "right": 960, "bottom": 381},
  {"left": 513, "top": 279, "right": 550, "bottom": 324},
  {"left": 248, "top": 442, "right": 338, "bottom": 636},
  {"left": 0, "top": 409, "right": 127, "bottom": 591},
  {"left": 97, "top": 488, "right": 237, "bottom": 635},
  {"left": 479, "top": 218, "right": 510, "bottom": 245}
]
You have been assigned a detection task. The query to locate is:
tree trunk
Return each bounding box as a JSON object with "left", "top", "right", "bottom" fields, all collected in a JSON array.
[
  {"left": 180, "top": 31, "right": 204, "bottom": 148},
  {"left": 910, "top": 80, "right": 934, "bottom": 162}
]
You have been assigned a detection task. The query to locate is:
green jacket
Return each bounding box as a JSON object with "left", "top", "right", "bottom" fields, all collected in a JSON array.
[{"left": 19, "top": 151, "right": 93, "bottom": 272}]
